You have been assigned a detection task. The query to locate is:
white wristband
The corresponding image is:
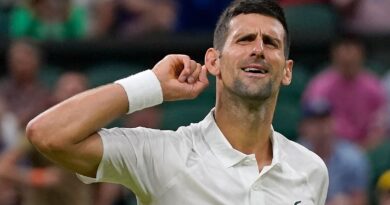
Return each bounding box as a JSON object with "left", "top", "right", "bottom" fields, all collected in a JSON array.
[{"left": 115, "top": 70, "right": 163, "bottom": 114}]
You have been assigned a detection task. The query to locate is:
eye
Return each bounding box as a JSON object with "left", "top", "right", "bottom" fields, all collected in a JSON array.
[
  {"left": 237, "top": 34, "right": 256, "bottom": 43},
  {"left": 263, "top": 37, "right": 279, "bottom": 48}
]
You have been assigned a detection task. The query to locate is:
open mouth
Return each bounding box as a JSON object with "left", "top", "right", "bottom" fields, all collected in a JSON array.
[{"left": 241, "top": 67, "right": 269, "bottom": 74}]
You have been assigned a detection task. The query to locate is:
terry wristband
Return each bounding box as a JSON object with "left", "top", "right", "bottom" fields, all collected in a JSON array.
[{"left": 115, "top": 70, "right": 163, "bottom": 114}]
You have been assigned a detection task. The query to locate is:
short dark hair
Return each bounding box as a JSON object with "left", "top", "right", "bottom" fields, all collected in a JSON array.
[
  {"left": 331, "top": 35, "right": 364, "bottom": 52},
  {"left": 213, "top": 0, "right": 290, "bottom": 58}
]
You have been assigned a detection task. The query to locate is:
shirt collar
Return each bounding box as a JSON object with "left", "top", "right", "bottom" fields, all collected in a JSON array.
[{"left": 201, "top": 109, "right": 281, "bottom": 168}]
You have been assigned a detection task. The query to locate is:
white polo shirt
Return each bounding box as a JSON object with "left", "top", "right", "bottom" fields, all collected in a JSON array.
[{"left": 78, "top": 110, "right": 328, "bottom": 205}]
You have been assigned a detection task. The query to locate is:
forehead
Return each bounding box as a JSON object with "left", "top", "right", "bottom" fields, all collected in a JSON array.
[{"left": 227, "top": 13, "right": 285, "bottom": 41}]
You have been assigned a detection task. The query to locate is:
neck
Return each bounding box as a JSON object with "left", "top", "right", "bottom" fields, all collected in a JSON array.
[{"left": 214, "top": 89, "right": 277, "bottom": 169}]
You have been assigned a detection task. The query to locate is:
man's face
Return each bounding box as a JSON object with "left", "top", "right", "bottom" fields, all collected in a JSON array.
[
  {"left": 215, "top": 13, "right": 292, "bottom": 101},
  {"left": 332, "top": 43, "right": 364, "bottom": 78},
  {"left": 54, "top": 73, "right": 87, "bottom": 102},
  {"left": 8, "top": 44, "right": 40, "bottom": 82}
]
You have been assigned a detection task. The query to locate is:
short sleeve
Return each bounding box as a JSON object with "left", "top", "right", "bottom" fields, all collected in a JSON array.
[
  {"left": 308, "top": 160, "right": 329, "bottom": 205},
  {"left": 77, "top": 127, "right": 188, "bottom": 201}
]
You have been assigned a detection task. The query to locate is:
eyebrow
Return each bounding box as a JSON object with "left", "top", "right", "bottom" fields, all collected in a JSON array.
[
  {"left": 233, "top": 31, "right": 282, "bottom": 45},
  {"left": 232, "top": 31, "right": 256, "bottom": 40}
]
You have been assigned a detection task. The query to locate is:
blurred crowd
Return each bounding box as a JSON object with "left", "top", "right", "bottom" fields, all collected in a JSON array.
[{"left": 0, "top": 0, "right": 390, "bottom": 205}]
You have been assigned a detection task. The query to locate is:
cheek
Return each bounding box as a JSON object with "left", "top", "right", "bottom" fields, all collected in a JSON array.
[
  {"left": 267, "top": 53, "right": 286, "bottom": 76},
  {"left": 220, "top": 53, "right": 239, "bottom": 76}
]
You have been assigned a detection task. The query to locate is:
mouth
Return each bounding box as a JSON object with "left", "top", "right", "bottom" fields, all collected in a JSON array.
[{"left": 241, "top": 65, "right": 269, "bottom": 74}]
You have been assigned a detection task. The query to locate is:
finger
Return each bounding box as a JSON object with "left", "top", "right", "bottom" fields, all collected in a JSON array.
[
  {"left": 187, "top": 63, "right": 202, "bottom": 84},
  {"left": 177, "top": 56, "right": 190, "bottom": 83},
  {"left": 199, "top": 65, "right": 209, "bottom": 84},
  {"left": 194, "top": 66, "right": 209, "bottom": 91},
  {"left": 177, "top": 55, "right": 191, "bottom": 83}
]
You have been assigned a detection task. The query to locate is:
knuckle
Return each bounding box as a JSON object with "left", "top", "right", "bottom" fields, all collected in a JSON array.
[
  {"left": 190, "top": 60, "right": 196, "bottom": 67},
  {"left": 180, "top": 54, "right": 190, "bottom": 60}
]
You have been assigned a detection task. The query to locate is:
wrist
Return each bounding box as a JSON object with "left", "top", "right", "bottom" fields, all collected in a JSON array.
[{"left": 115, "top": 70, "right": 163, "bottom": 114}]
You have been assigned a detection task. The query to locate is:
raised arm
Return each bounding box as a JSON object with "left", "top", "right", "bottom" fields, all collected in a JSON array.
[{"left": 26, "top": 55, "right": 209, "bottom": 177}]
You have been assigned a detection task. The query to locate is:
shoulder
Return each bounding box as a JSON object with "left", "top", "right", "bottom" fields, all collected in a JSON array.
[
  {"left": 98, "top": 121, "right": 204, "bottom": 153},
  {"left": 275, "top": 132, "right": 329, "bottom": 199},
  {"left": 360, "top": 70, "right": 386, "bottom": 92},
  {"left": 275, "top": 132, "right": 328, "bottom": 176}
]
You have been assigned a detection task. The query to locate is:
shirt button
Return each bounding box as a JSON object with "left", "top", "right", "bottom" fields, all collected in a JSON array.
[{"left": 243, "top": 158, "right": 253, "bottom": 165}]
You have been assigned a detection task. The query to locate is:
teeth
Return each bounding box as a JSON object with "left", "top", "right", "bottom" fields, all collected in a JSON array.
[
  {"left": 244, "top": 68, "right": 258, "bottom": 72},
  {"left": 243, "top": 67, "right": 267, "bottom": 74}
]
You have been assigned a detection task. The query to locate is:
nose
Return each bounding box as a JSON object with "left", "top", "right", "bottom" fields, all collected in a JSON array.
[{"left": 251, "top": 38, "right": 265, "bottom": 59}]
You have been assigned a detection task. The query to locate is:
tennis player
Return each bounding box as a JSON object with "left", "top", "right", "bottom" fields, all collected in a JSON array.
[{"left": 27, "top": 0, "right": 329, "bottom": 204}]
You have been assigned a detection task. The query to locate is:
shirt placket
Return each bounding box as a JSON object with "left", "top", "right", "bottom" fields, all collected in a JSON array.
[{"left": 249, "top": 163, "right": 278, "bottom": 204}]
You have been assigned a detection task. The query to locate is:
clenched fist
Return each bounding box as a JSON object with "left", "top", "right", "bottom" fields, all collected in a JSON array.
[{"left": 152, "top": 54, "right": 209, "bottom": 101}]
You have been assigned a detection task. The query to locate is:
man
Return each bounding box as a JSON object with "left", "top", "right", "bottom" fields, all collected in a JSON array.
[
  {"left": 0, "top": 72, "right": 93, "bottom": 205},
  {"left": 302, "top": 37, "right": 386, "bottom": 150},
  {"left": 0, "top": 39, "right": 50, "bottom": 127},
  {"left": 27, "top": 0, "right": 328, "bottom": 204}
]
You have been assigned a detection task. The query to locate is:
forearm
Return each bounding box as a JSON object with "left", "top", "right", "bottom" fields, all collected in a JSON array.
[
  {"left": 26, "top": 83, "right": 127, "bottom": 175},
  {"left": 26, "top": 55, "right": 207, "bottom": 176},
  {"left": 27, "top": 84, "right": 128, "bottom": 149}
]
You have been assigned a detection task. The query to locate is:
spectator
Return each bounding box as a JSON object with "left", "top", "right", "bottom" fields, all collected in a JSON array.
[
  {"left": 0, "top": 39, "right": 50, "bottom": 127},
  {"left": 302, "top": 37, "right": 386, "bottom": 149},
  {"left": 299, "top": 99, "right": 369, "bottom": 205},
  {"left": 10, "top": 0, "right": 87, "bottom": 40},
  {"left": 90, "top": 0, "right": 176, "bottom": 38},
  {"left": 49, "top": 71, "right": 88, "bottom": 105},
  {"left": 0, "top": 72, "right": 92, "bottom": 205}
]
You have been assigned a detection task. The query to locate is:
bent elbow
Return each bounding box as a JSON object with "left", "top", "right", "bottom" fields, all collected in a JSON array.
[
  {"left": 26, "top": 119, "right": 42, "bottom": 146},
  {"left": 26, "top": 118, "right": 61, "bottom": 153}
]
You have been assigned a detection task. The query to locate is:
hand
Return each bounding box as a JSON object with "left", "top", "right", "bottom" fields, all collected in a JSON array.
[{"left": 152, "top": 54, "right": 209, "bottom": 101}]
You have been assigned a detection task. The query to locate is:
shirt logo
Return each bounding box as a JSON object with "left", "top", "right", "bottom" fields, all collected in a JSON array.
[{"left": 294, "top": 201, "right": 301, "bottom": 205}]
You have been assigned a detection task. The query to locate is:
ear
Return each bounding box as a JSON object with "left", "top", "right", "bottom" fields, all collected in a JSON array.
[
  {"left": 281, "top": 59, "right": 293, "bottom": 86},
  {"left": 204, "top": 48, "right": 220, "bottom": 76}
]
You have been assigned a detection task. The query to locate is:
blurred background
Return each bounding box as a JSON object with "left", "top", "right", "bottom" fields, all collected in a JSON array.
[{"left": 0, "top": 0, "right": 389, "bottom": 205}]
